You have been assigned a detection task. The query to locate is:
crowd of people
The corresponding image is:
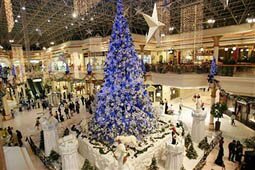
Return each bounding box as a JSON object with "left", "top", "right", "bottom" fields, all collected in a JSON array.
[
  {"left": 33, "top": 93, "right": 96, "bottom": 131},
  {"left": 0, "top": 126, "right": 23, "bottom": 147}
]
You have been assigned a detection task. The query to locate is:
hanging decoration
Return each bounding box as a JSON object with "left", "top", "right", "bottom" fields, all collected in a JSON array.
[
  {"left": 141, "top": 3, "right": 165, "bottom": 44},
  {"left": 73, "top": 0, "right": 100, "bottom": 16},
  {"left": 11, "top": 64, "right": 16, "bottom": 78},
  {"left": 4, "top": 0, "right": 14, "bottom": 32}
]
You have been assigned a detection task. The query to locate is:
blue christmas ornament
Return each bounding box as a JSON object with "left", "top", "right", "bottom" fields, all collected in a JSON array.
[
  {"left": 89, "top": 0, "right": 156, "bottom": 143},
  {"left": 65, "top": 63, "right": 70, "bottom": 74},
  {"left": 11, "top": 65, "right": 16, "bottom": 77}
]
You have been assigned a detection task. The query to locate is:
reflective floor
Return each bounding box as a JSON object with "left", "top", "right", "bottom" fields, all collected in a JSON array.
[{"left": 2, "top": 91, "right": 254, "bottom": 170}]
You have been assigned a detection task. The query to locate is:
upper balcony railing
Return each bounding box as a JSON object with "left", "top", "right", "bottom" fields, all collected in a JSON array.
[{"left": 146, "top": 63, "right": 255, "bottom": 78}]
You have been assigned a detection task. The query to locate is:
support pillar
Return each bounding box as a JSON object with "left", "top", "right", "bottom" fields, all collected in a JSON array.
[
  {"left": 209, "top": 83, "right": 217, "bottom": 130},
  {"left": 59, "top": 134, "right": 80, "bottom": 170},
  {"left": 212, "top": 36, "right": 222, "bottom": 63},
  {"left": 2, "top": 95, "right": 12, "bottom": 120}
]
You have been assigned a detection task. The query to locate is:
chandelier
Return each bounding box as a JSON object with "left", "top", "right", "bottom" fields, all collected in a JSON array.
[{"left": 4, "top": 0, "right": 14, "bottom": 32}]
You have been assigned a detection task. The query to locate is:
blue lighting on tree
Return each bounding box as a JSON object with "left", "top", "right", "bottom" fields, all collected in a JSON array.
[
  {"left": 89, "top": 0, "right": 156, "bottom": 143},
  {"left": 208, "top": 57, "right": 217, "bottom": 83}
]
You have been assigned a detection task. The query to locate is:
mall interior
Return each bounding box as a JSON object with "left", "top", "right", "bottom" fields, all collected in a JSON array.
[{"left": 0, "top": 0, "right": 255, "bottom": 170}]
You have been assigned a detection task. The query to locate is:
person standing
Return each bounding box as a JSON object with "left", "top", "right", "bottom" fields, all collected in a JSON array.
[
  {"left": 81, "top": 96, "right": 85, "bottom": 106},
  {"left": 87, "top": 62, "right": 92, "bottom": 75},
  {"left": 164, "top": 99, "right": 168, "bottom": 114},
  {"left": 228, "top": 140, "right": 236, "bottom": 161},
  {"left": 16, "top": 130, "right": 23, "bottom": 147},
  {"left": 231, "top": 113, "right": 236, "bottom": 126},
  {"left": 235, "top": 141, "right": 243, "bottom": 164},
  {"left": 215, "top": 137, "right": 225, "bottom": 169},
  {"left": 11, "top": 109, "right": 15, "bottom": 118},
  {"left": 35, "top": 117, "right": 40, "bottom": 130},
  {"left": 7, "top": 126, "right": 13, "bottom": 137},
  {"left": 64, "top": 104, "right": 70, "bottom": 119},
  {"left": 179, "top": 98, "right": 183, "bottom": 112},
  {"left": 55, "top": 111, "right": 60, "bottom": 122},
  {"left": 75, "top": 101, "right": 80, "bottom": 114},
  {"left": 58, "top": 105, "right": 62, "bottom": 115}
]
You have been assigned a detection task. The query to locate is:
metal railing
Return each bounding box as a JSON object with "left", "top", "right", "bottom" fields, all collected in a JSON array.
[{"left": 145, "top": 63, "right": 255, "bottom": 78}]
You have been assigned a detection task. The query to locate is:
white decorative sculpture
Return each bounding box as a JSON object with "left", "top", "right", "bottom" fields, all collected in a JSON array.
[
  {"left": 165, "top": 131, "right": 184, "bottom": 170},
  {"left": 141, "top": 3, "right": 165, "bottom": 44},
  {"left": 59, "top": 134, "right": 80, "bottom": 170},
  {"left": 40, "top": 116, "right": 58, "bottom": 156},
  {"left": 114, "top": 140, "right": 134, "bottom": 170},
  {"left": 191, "top": 100, "right": 207, "bottom": 143},
  {"left": 115, "top": 135, "right": 138, "bottom": 148}
]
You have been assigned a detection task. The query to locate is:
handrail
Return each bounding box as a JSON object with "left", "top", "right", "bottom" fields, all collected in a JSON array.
[{"left": 218, "top": 64, "right": 255, "bottom": 67}]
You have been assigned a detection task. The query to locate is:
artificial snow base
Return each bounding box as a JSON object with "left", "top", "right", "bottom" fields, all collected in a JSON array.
[
  {"left": 77, "top": 114, "right": 219, "bottom": 170},
  {"left": 78, "top": 117, "right": 173, "bottom": 170}
]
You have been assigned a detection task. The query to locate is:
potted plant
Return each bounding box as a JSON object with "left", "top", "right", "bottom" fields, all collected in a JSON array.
[{"left": 211, "top": 102, "right": 228, "bottom": 131}]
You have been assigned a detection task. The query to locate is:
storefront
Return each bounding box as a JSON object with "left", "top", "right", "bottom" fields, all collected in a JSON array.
[{"left": 220, "top": 91, "right": 255, "bottom": 130}]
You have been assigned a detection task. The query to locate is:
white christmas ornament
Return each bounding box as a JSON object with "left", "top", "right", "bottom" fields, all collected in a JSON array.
[{"left": 141, "top": 3, "right": 165, "bottom": 44}]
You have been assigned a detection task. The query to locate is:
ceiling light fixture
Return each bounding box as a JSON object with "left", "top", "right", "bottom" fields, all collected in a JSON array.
[
  {"left": 9, "top": 39, "right": 14, "bottom": 43},
  {"left": 50, "top": 42, "right": 55, "bottom": 45},
  {"left": 169, "top": 27, "right": 175, "bottom": 32},
  {"left": 70, "top": 23, "right": 74, "bottom": 26},
  {"left": 246, "top": 17, "right": 255, "bottom": 24},
  {"left": 207, "top": 18, "right": 215, "bottom": 28},
  {"left": 42, "top": 47, "right": 46, "bottom": 50},
  {"left": 207, "top": 19, "right": 215, "bottom": 24},
  {"left": 21, "top": 6, "right": 26, "bottom": 10},
  {"left": 15, "top": 19, "right": 18, "bottom": 23},
  {"left": 72, "top": 12, "right": 77, "bottom": 18},
  {"left": 65, "top": 26, "right": 68, "bottom": 29},
  {"left": 224, "top": 48, "right": 228, "bottom": 51},
  {"left": 81, "top": 17, "right": 84, "bottom": 21},
  {"left": 90, "top": 17, "right": 94, "bottom": 21},
  {"left": 47, "top": 19, "right": 51, "bottom": 23},
  {"left": 17, "top": 15, "right": 21, "bottom": 18},
  {"left": 232, "top": 47, "right": 237, "bottom": 51}
]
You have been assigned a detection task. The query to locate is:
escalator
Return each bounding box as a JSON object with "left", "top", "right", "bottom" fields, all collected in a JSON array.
[
  {"left": 34, "top": 81, "right": 45, "bottom": 98},
  {"left": 27, "top": 79, "right": 37, "bottom": 98}
]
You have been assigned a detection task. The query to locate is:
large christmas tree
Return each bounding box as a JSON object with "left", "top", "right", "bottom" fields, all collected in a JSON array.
[{"left": 89, "top": 0, "right": 155, "bottom": 143}]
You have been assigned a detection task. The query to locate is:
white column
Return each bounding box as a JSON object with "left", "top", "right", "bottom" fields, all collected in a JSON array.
[
  {"left": 58, "top": 135, "right": 80, "bottom": 170},
  {"left": 40, "top": 116, "right": 59, "bottom": 156},
  {"left": 165, "top": 138, "right": 184, "bottom": 170},
  {"left": 2, "top": 95, "right": 12, "bottom": 120},
  {"left": 191, "top": 109, "right": 207, "bottom": 143}
]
